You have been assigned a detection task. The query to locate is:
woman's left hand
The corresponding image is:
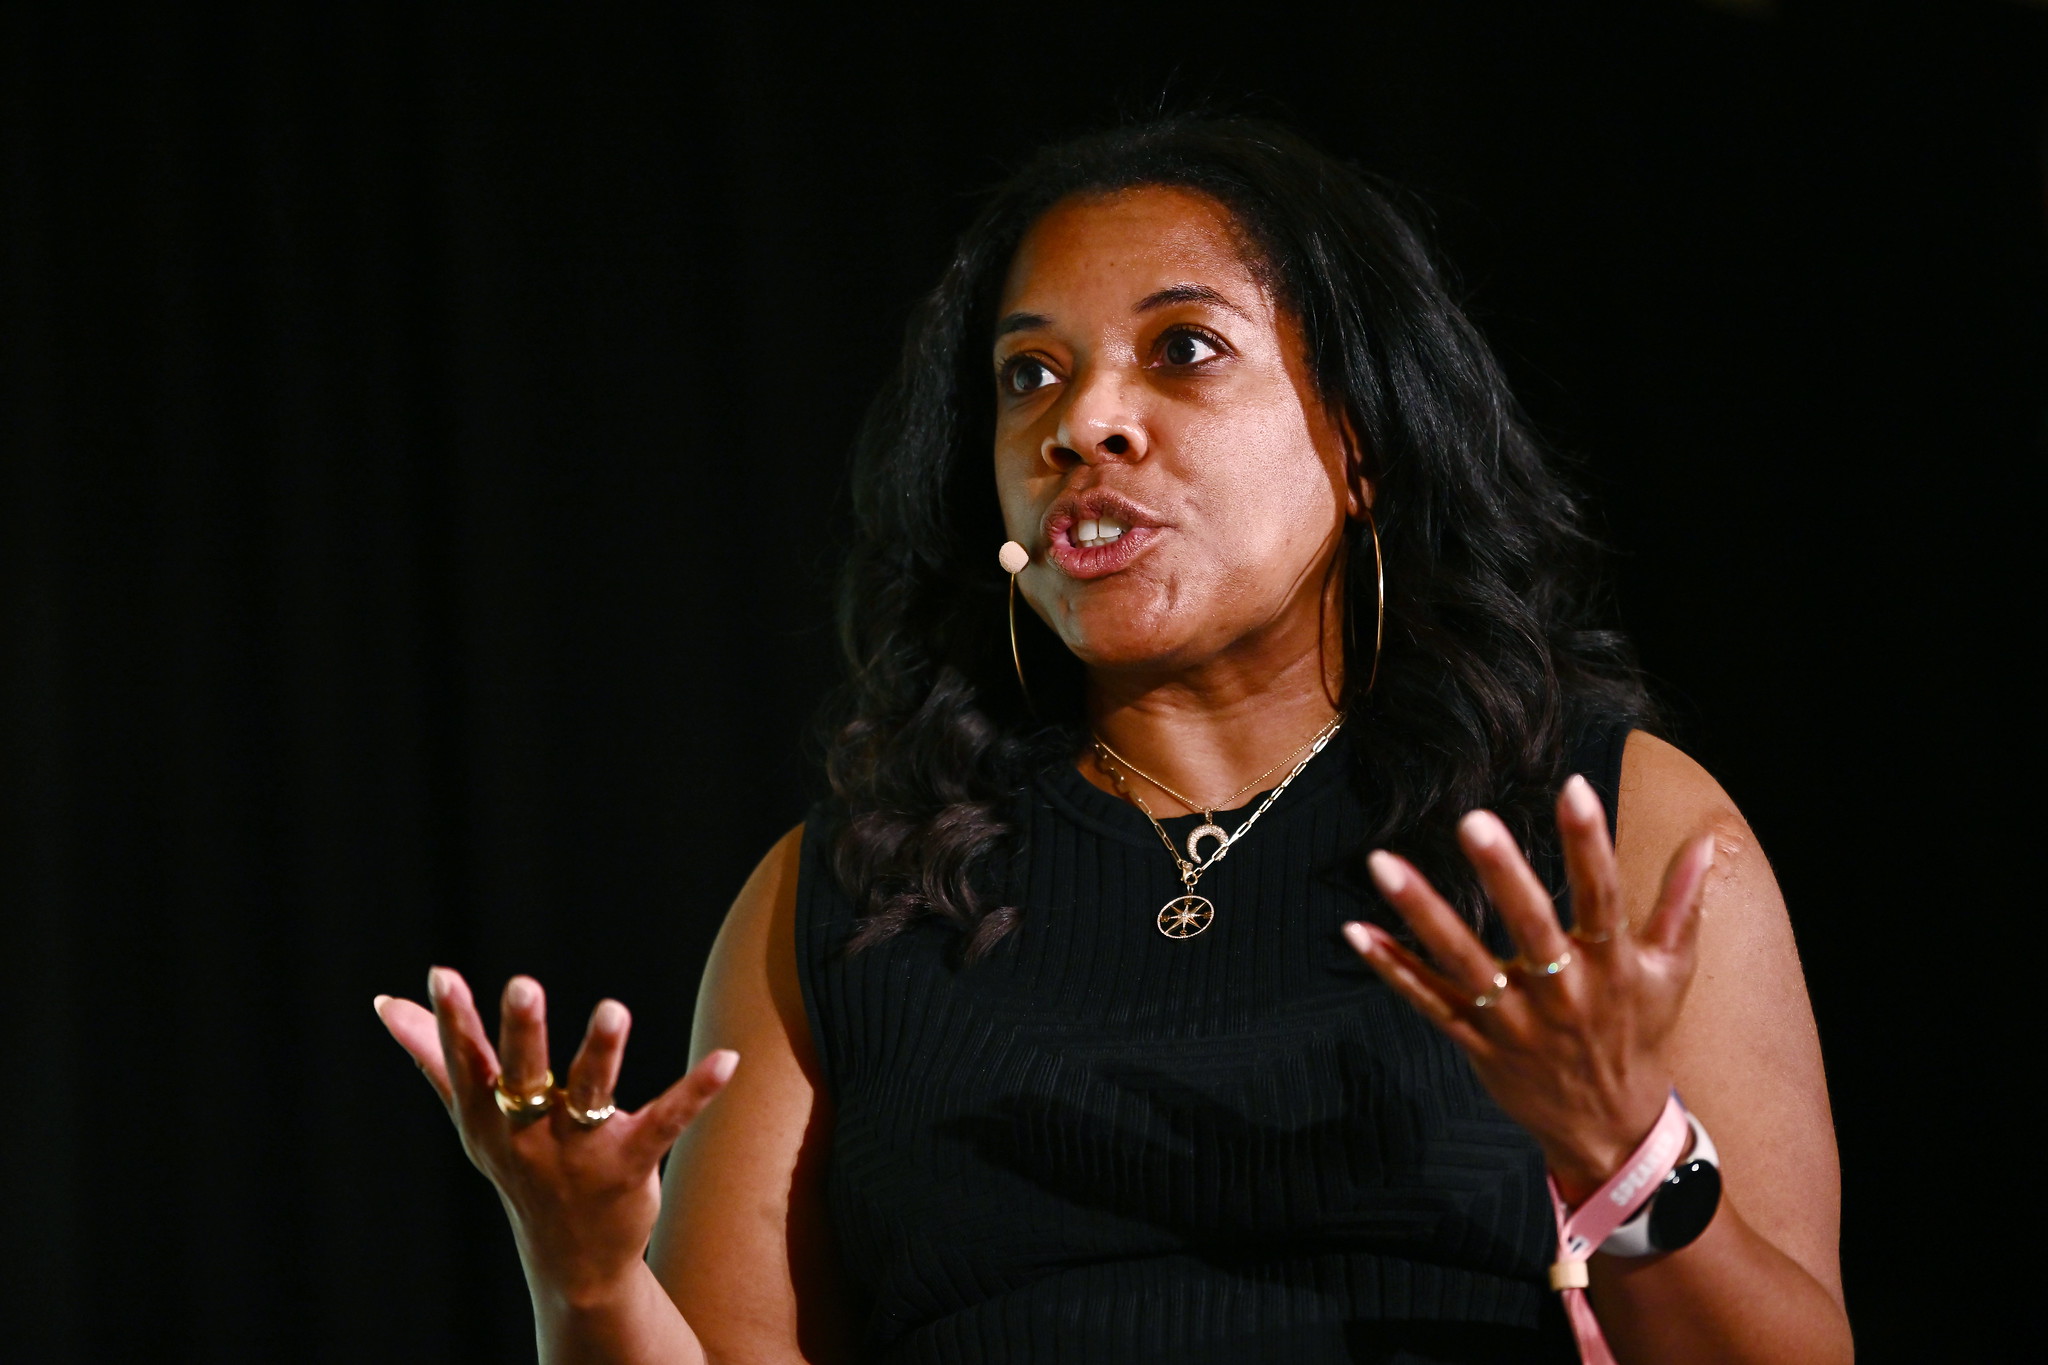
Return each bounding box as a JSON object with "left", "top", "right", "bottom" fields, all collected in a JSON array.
[{"left": 1344, "top": 773, "right": 1717, "bottom": 1204}]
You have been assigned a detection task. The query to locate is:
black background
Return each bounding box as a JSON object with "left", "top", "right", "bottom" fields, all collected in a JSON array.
[{"left": 4, "top": 2, "right": 2040, "bottom": 1361}]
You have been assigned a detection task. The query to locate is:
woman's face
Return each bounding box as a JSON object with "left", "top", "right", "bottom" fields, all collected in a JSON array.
[{"left": 993, "top": 186, "right": 1363, "bottom": 680}]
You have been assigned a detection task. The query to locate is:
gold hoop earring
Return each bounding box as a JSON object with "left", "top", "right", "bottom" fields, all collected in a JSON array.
[{"left": 1363, "top": 507, "right": 1385, "bottom": 694}]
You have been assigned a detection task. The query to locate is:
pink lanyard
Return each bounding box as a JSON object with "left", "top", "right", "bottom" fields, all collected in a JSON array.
[{"left": 1546, "top": 1092, "right": 1691, "bottom": 1364}]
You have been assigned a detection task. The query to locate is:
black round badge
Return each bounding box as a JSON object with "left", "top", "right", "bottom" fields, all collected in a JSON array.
[{"left": 1646, "top": 1158, "right": 1723, "bottom": 1253}]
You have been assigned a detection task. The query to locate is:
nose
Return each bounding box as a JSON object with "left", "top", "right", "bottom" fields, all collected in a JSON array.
[{"left": 1041, "top": 368, "right": 1147, "bottom": 473}]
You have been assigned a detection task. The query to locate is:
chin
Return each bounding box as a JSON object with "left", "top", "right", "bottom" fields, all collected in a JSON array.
[{"left": 1050, "top": 592, "right": 1201, "bottom": 672}]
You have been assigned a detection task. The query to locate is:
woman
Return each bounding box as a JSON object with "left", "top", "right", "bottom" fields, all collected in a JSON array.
[{"left": 376, "top": 119, "right": 1848, "bottom": 1363}]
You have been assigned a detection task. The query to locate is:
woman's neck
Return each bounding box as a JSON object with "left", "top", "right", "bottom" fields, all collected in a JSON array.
[{"left": 1079, "top": 618, "right": 1345, "bottom": 817}]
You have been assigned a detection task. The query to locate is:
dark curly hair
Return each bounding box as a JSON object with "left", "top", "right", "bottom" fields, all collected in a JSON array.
[{"left": 823, "top": 116, "right": 1658, "bottom": 961}]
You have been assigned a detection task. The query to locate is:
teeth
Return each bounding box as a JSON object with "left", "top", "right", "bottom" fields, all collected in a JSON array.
[{"left": 1073, "top": 514, "right": 1129, "bottom": 550}]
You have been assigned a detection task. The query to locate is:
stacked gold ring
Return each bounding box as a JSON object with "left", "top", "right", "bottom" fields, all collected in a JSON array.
[
  {"left": 1475, "top": 950, "right": 1578, "bottom": 1007},
  {"left": 1473, "top": 970, "right": 1510, "bottom": 1008},
  {"left": 1509, "top": 950, "right": 1575, "bottom": 978},
  {"left": 565, "top": 1098, "right": 618, "bottom": 1129},
  {"left": 493, "top": 1068, "right": 556, "bottom": 1120}
]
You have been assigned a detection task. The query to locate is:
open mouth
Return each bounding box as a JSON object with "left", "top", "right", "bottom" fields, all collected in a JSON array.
[
  {"left": 1041, "top": 494, "right": 1163, "bottom": 581},
  {"left": 1071, "top": 515, "right": 1128, "bottom": 549}
]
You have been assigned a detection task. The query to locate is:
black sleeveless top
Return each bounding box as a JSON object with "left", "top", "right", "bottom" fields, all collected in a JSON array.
[{"left": 795, "top": 721, "right": 1631, "bottom": 1364}]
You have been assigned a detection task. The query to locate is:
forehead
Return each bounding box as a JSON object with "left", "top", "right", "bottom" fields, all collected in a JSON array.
[{"left": 997, "top": 185, "right": 1271, "bottom": 318}]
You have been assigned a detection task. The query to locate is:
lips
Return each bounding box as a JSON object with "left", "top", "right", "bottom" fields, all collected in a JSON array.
[{"left": 1042, "top": 490, "right": 1166, "bottom": 581}]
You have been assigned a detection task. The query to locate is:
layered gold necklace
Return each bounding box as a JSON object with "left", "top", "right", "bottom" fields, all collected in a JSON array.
[{"left": 1091, "top": 714, "right": 1345, "bottom": 938}]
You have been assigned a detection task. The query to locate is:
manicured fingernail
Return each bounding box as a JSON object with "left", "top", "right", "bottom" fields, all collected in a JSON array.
[
  {"left": 372, "top": 994, "right": 392, "bottom": 1016},
  {"left": 1460, "top": 810, "right": 1500, "bottom": 848},
  {"left": 1344, "top": 922, "right": 1377, "bottom": 955},
  {"left": 594, "top": 1000, "right": 626, "bottom": 1032},
  {"left": 710, "top": 1050, "right": 740, "bottom": 1084},
  {"left": 507, "top": 977, "right": 537, "bottom": 1009},
  {"left": 1564, "top": 774, "right": 1599, "bottom": 822},
  {"left": 1367, "top": 850, "right": 1407, "bottom": 894},
  {"left": 428, "top": 967, "right": 453, "bottom": 1001},
  {"left": 1699, "top": 834, "right": 1718, "bottom": 870}
]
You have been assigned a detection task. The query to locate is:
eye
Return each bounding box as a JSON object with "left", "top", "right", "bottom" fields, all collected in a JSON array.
[
  {"left": 1001, "top": 355, "right": 1060, "bottom": 396},
  {"left": 1157, "top": 328, "right": 1223, "bottom": 368}
]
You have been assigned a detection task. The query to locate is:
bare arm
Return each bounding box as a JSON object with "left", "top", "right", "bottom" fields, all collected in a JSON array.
[
  {"left": 1346, "top": 732, "right": 1850, "bottom": 1364},
  {"left": 651, "top": 824, "right": 857, "bottom": 1363},
  {"left": 1588, "top": 732, "right": 1848, "bottom": 1362}
]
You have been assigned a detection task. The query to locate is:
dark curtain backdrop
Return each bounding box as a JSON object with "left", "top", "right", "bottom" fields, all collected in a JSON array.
[{"left": 4, "top": 2, "right": 2041, "bottom": 1360}]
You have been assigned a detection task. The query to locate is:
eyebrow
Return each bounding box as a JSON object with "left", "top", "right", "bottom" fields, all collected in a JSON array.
[
  {"left": 994, "top": 310, "right": 1052, "bottom": 340},
  {"left": 1134, "top": 282, "right": 1250, "bottom": 319},
  {"left": 993, "top": 283, "right": 1251, "bottom": 346}
]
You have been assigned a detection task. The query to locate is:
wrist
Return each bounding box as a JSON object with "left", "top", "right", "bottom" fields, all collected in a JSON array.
[
  {"left": 1542, "top": 1093, "right": 1696, "bottom": 1361},
  {"left": 1547, "top": 1143, "right": 1635, "bottom": 1207},
  {"left": 528, "top": 1256, "right": 654, "bottom": 1317},
  {"left": 509, "top": 1219, "right": 652, "bottom": 1316},
  {"left": 1598, "top": 1108, "right": 1722, "bottom": 1259},
  {"left": 525, "top": 1258, "right": 706, "bottom": 1365},
  {"left": 1541, "top": 1092, "right": 1674, "bottom": 1207}
]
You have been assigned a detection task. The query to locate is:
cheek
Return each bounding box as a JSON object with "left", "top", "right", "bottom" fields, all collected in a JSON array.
[
  {"left": 1174, "top": 400, "right": 1340, "bottom": 575},
  {"left": 992, "top": 433, "right": 1048, "bottom": 533}
]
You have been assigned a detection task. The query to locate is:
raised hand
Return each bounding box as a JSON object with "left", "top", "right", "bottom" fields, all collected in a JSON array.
[
  {"left": 374, "top": 968, "right": 738, "bottom": 1302},
  {"left": 1344, "top": 773, "right": 1716, "bottom": 1204}
]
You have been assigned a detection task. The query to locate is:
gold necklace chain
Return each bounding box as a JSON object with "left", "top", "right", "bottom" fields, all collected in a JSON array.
[
  {"left": 1091, "top": 714, "right": 1345, "bottom": 938},
  {"left": 1092, "top": 722, "right": 1325, "bottom": 822}
]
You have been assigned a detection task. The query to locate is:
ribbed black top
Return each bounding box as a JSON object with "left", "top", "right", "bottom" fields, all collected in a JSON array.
[{"left": 796, "top": 721, "right": 1630, "bottom": 1364}]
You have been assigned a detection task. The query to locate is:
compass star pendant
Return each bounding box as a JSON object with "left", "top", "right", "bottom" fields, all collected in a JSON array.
[{"left": 1158, "top": 894, "right": 1216, "bottom": 938}]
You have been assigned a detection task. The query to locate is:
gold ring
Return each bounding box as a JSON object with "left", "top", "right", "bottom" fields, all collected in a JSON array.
[
  {"left": 493, "top": 1068, "right": 555, "bottom": 1120},
  {"left": 1568, "top": 926, "right": 1617, "bottom": 945},
  {"left": 1511, "top": 951, "right": 1574, "bottom": 978},
  {"left": 565, "top": 1095, "right": 618, "bottom": 1128},
  {"left": 1473, "top": 970, "right": 1510, "bottom": 1008}
]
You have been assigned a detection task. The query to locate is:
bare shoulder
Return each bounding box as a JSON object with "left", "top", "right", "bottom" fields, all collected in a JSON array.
[
  {"left": 651, "top": 823, "right": 854, "bottom": 1362},
  {"left": 1613, "top": 731, "right": 1747, "bottom": 905},
  {"left": 689, "top": 823, "right": 810, "bottom": 1050},
  {"left": 1613, "top": 731, "right": 1844, "bottom": 1304}
]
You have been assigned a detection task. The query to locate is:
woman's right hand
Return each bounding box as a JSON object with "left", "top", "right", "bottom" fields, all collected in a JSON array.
[{"left": 375, "top": 967, "right": 738, "bottom": 1305}]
